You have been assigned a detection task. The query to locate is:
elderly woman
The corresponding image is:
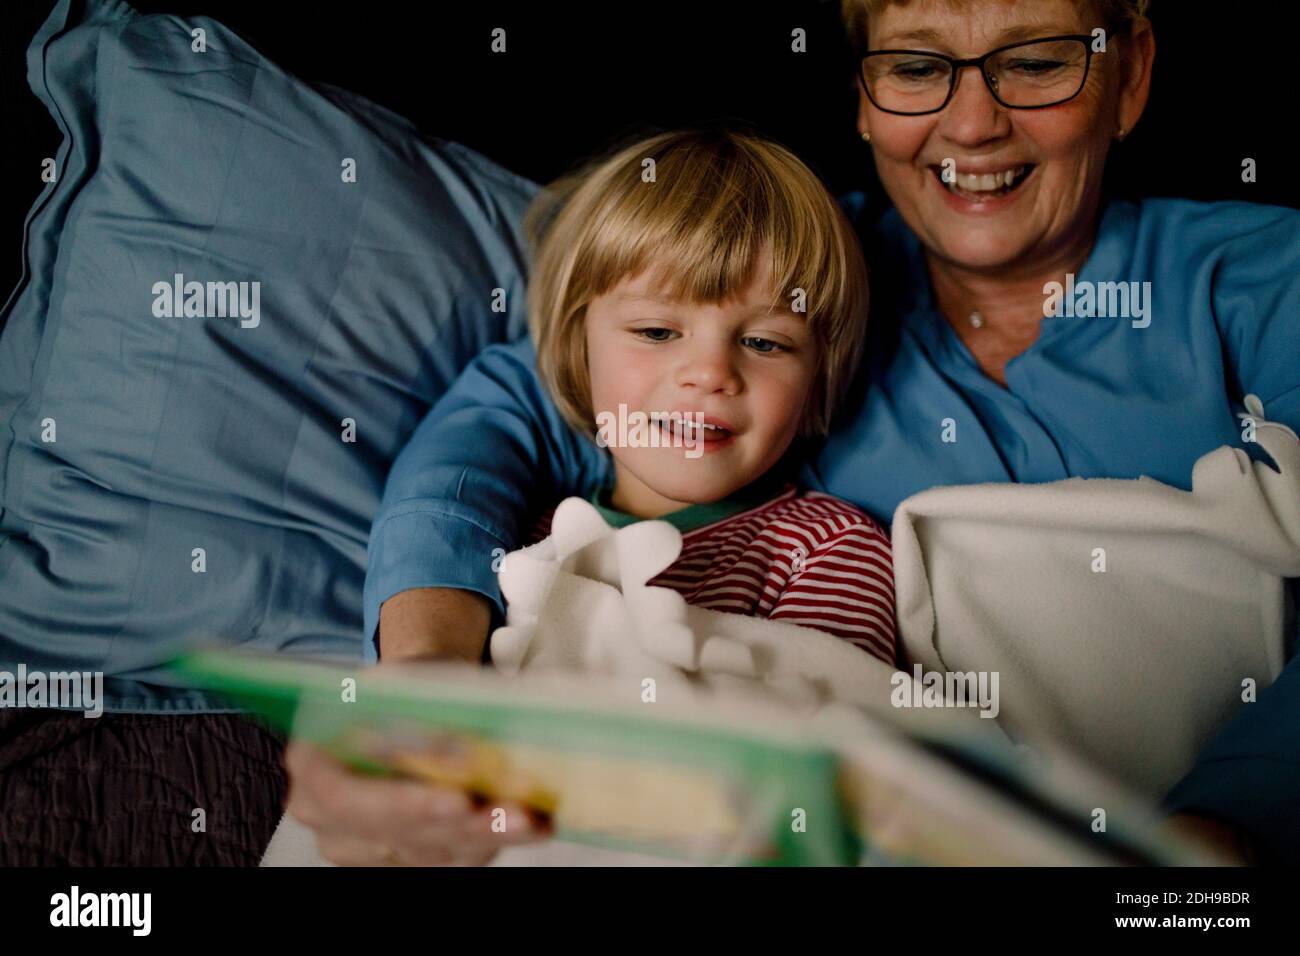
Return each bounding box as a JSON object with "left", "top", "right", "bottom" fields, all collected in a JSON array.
[{"left": 286, "top": 0, "right": 1300, "bottom": 865}]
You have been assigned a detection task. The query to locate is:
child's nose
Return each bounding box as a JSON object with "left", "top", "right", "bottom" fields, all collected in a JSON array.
[{"left": 675, "top": 349, "right": 741, "bottom": 394}]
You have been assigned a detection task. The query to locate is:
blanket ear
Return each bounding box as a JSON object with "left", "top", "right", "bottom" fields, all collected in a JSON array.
[
  {"left": 612, "top": 519, "right": 683, "bottom": 588},
  {"left": 497, "top": 547, "right": 559, "bottom": 613},
  {"left": 549, "top": 497, "right": 618, "bottom": 558},
  {"left": 1243, "top": 395, "right": 1300, "bottom": 558},
  {"left": 1194, "top": 394, "right": 1300, "bottom": 573}
]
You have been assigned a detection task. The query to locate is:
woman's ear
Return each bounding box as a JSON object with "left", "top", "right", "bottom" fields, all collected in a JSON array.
[
  {"left": 1116, "top": 18, "right": 1155, "bottom": 138},
  {"left": 856, "top": 84, "right": 873, "bottom": 142}
]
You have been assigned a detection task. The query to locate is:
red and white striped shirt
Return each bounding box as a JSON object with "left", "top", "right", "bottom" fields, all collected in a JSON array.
[{"left": 524, "top": 482, "right": 896, "bottom": 664}]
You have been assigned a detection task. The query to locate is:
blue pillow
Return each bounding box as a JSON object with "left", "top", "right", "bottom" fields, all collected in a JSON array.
[{"left": 0, "top": 0, "right": 537, "bottom": 711}]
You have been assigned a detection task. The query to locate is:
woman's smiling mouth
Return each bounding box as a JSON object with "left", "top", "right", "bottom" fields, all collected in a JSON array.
[{"left": 930, "top": 163, "right": 1036, "bottom": 203}]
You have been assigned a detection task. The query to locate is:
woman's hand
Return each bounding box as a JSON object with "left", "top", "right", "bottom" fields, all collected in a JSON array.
[{"left": 284, "top": 740, "right": 553, "bottom": 866}]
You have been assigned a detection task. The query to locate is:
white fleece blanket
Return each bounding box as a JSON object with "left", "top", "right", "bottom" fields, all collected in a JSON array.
[
  {"left": 893, "top": 395, "right": 1300, "bottom": 798},
  {"left": 489, "top": 495, "right": 953, "bottom": 728}
]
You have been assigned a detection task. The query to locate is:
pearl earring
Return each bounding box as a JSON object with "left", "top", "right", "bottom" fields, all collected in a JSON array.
[
  {"left": 861, "top": 130, "right": 871, "bottom": 143},
  {"left": 1117, "top": 127, "right": 1127, "bottom": 140}
]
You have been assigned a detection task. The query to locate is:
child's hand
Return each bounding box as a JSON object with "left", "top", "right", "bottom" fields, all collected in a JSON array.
[
  {"left": 285, "top": 740, "right": 553, "bottom": 866},
  {"left": 301, "top": 586, "right": 543, "bottom": 864}
]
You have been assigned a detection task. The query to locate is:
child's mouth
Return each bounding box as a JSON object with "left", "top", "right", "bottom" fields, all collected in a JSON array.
[{"left": 656, "top": 417, "right": 735, "bottom": 446}]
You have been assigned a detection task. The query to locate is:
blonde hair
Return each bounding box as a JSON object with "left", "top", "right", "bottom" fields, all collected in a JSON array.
[
  {"left": 843, "top": 0, "right": 1152, "bottom": 51},
  {"left": 525, "top": 128, "right": 870, "bottom": 444}
]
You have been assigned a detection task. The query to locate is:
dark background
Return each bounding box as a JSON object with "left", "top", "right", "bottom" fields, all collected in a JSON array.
[{"left": 4, "top": 0, "right": 1297, "bottom": 300}]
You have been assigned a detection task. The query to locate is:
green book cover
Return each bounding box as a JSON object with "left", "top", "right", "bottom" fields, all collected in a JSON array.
[{"left": 172, "top": 649, "right": 1220, "bottom": 867}]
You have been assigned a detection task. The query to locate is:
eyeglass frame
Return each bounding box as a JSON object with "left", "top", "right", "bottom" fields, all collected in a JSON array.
[{"left": 856, "top": 33, "right": 1107, "bottom": 116}]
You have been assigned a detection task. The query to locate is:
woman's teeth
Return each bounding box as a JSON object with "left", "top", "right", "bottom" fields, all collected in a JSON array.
[{"left": 940, "top": 165, "right": 1032, "bottom": 199}]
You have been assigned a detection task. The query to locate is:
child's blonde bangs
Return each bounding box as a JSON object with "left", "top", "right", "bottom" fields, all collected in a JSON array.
[
  {"left": 576, "top": 142, "right": 842, "bottom": 317},
  {"left": 527, "top": 129, "right": 869, "bottom": 443}
]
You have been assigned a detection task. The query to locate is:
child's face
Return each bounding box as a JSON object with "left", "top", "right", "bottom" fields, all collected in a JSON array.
[{"left": 584, "top": 258, "right": 819, "bottom": 517}]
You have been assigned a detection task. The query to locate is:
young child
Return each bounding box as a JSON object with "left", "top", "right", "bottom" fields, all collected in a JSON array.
[{"left": 517, "top": 128, "right": 895, "bottom": 665}]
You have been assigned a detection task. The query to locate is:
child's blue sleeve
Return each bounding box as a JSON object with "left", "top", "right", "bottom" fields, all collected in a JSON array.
[{"left": 361, "top": 336, "right": 613, "bottom": 662}]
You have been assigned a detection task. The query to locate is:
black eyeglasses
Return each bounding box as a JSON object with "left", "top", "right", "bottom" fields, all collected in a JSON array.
[{"left": 857, "top": 34, "right": 1105, "bottom": 115}]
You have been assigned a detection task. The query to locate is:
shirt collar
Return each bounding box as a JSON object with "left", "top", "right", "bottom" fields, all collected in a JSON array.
[{"left": 591, "top": 469, "right": 794, "bottom": 533}]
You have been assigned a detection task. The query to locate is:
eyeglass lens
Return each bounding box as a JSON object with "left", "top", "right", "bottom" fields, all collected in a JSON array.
[{"left": 862, "top": 38, "right": 1090, "bottom": 113}]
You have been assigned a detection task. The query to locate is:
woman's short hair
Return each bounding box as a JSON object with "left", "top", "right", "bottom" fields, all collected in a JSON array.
[
  {"left": 525, "top": 128, "right": 870, "bottom": 443},
  {"left": 843, "top": 0, "right": 1152, "bottom": 50}
]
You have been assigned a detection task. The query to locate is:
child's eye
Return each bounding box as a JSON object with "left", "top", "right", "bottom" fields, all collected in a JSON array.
[
  {"left": 743, "top": 336, "right": 788, "bottom": 354},
  {"left": 632, "top": 327, "right": 676, "bottom": 343},
  {"left": 631, "top": 329, "right": 789, "bottom": 354}
]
